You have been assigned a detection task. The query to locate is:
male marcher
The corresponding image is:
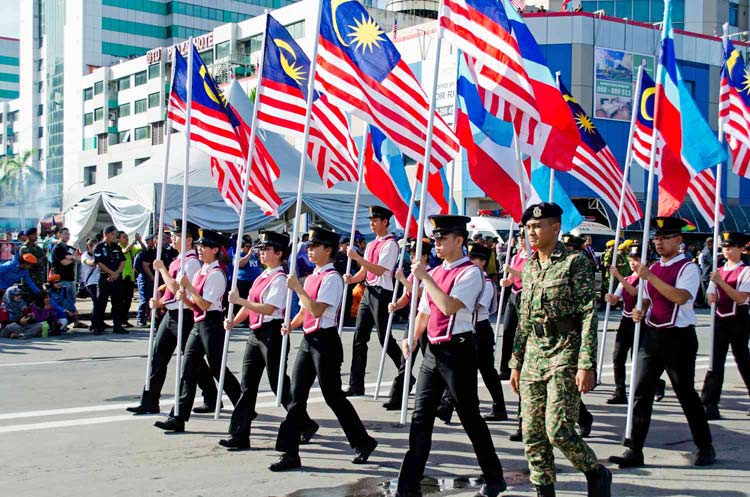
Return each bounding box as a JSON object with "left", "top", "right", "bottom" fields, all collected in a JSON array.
[
  {"left": 700, "top": 232, "right": 750, "bottom": 420},
  {"left": 19, "top": 228, "right": 46, "bottom": 295},
  {"left": 396, "top": 215, "right": 507, "bottom": 497},
  {"left": 134, "top": 234, "right": 157, "bottom": 327},
  {"left": 126, "top": 221, "right": 217, "bottom": 415},
  {"left": 609, "top": 216, "right": 715, "bottom": 469},
  {"left": 51, "top": 228, "right": 78, "bottom": 319},
  {"left": 344, "top": 206, "right": 413, "bottom": 410},
  {"left": 509, "top": 203, "right": 611, "bottom": 497},
  {"left": 92, "top": 226, "right": 126, "bottom": 335}
]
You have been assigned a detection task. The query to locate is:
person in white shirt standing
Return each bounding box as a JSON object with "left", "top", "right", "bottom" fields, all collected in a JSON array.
[
  {"left": 270, "top": 225, "right": 377, "bottom": 472},
  {"left": 155, "top": 229, "right": 241, "bottom": 433},
  {"left": 700, "top": 231, "right": 750, "bottom": 420},
  {"left": 344, "top": 206, "right": 413, "bottom": 411}
]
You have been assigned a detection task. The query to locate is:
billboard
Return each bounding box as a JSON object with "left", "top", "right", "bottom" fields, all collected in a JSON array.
[{"left": 594, "top": 48, "right": 655, "bottom": 122}]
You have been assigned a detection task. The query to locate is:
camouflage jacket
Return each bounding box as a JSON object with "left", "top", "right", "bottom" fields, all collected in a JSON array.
[{"left": 509, "top": 242, "right": 598, "bottom": 376}]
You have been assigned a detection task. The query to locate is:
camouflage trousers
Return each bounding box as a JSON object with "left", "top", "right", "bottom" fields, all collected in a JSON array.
[{"left": 520, "top": 367, "right": 598, "bottom": 486}]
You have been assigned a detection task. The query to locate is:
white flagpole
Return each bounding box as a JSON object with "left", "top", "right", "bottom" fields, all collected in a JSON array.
[
  {"left": 214, "top": 13, "right": 270, "bottom": 420},
  {"left": 336, "top": 121, "right": 370, "bottom": 337},
  {"left": 708, "top": 25, "right": 729, "bottom": 373},
  {"left": 448, "top": 49, "right": 461, "bottom": 215},
  {"left": 275, "top": 0, "right": 325, "bottom": 408},
  {"left": 374, "top": 192, "right": 416, "bottom": 400},
  {"left": 174, "top": 37, "right": 195, "bottom": 419},
  {"left": 144, "top": 60, "right": 176, "bottom": 391},
  {"left": 626, "top": 37, "right": 666, "bottom": 443},
  {"left": 400, "top": 23, "right": 445, "bottom": 426},
  {"left": 493, "top": 222, "right": 515, "bottom": 344},
  {"left": 596, "top": 63, "right": 645, "bottom": 384}
]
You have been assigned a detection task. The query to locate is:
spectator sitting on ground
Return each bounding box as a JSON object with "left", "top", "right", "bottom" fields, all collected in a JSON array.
[
  {"left": 0, "top": 253, "right": 41, "bottom": 296},
  {"left": 47, "top": 274, "right": 77, "bottom": 329},
  {"left": 1, "top": 286, "right": 44, "bottom": 339},
  {"left": 29, "top": 290, "right": 68, "bottom": 336}
]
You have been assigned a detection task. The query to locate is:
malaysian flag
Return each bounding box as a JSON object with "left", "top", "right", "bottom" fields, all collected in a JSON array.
[
  {"left": 257, "top": 15, "right": 358, "bottom": 187},
  {"left": 558, "top": 80, "right": 642, "bottom": 227},
  {"left": 719, "top": 39, "right": 750, "bottom": 178},
  {"left": 632, "top": 69, "right": 724, "bottom": 226},
  {"left": 168, "top": 47, "right": 281, "bottom": 216},
  {"left": 316, "top": 0, "right": 459, "bottom": 170},
  {"left": 510, "top": 0, "right": 526, "bottom": 11}
]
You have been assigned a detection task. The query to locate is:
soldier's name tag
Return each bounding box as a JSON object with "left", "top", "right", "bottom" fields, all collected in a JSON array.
[{"left": 542, "top": 278, "right": 569, "bottom": 288}]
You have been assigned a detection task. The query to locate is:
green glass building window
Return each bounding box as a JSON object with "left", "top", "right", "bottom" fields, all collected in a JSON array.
[
  {"left": 215, "top": 41, "right": 230, "bottom": 60},
  {"left": 135, "top": 157, "right": 150, "bottom": 166},
  {"left": 200, "top": 49, "right": 214, "bottom": 66},
  {"left": 118, "top": 102, "right": 130, "bottom": 118},
  {"left": 135, "top": 98, "right": 147, "bottom": 114},
  {"left": 148, "top": 92, "right": 160, "bottom": 109},
  {"left": 118, "top": 130, "right": 131, "bottom": 143},
  {"left": 83, "top": 87, "right": 93, "bottom": 101},
  {"left": 148, "top": 64, "right": 160, "bottom": 80},
  {"left": 134, "top": 71, "right": 147, "bottom": 86},
  {"left": 135, "top": 126, "right": 151, "bottom": 141},
  {"left": 118, "top": 77, "right": 131, "bottom": 91},
  {"left": 94, "top": 107, "right": 104, "bottom": 121},
  {"left": 94, "top": 81, "right": 104, "bottom": 95},
  {"left": 84, "top": 112, "right": 93, "bottom": 126}
]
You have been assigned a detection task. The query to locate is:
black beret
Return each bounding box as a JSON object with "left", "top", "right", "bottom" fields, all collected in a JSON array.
[
  {"left": 651, "top": 216, "right": 687, "bottom": 236},
  {"left": 562, "top": 233, "right": 585, "bottom": 250},
  {"left": 102, "top": 226, "right": 116, "bottom": 235},
  {"left": 429, "top": 215, "right": 470, "bottom": 238},
  {"left": 368, "top": 205, "right": 394, "bottom": 220},
  {"left": 521, "top": 202, "right": 563, "bottom": 225}
]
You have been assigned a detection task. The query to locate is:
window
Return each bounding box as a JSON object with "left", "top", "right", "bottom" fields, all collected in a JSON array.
[
  {"left": 118, "top": 130, "right": 131, "bottom": 143},
  {"left": 83, "top": 87, "right": 93, "bottom": 101},
  {"left": 148, "top": 92, "right": 160, "bottom": 109},
  {"left": 215, "top": 41, "right": 230, "bottom": 60},
  {"left": 245, "top": 35, "right": 262, "bottom": 55},
  {"left": 135, "top": 126, "right": 151, "bottom": 141},
  {"left": 729, "top": 1, "right": 739, "bottom": 27},
  {"left": 118, "top": 102, "right": 130, "bottom": 118},
  {"left": 152, "top": 121, "right": 165, "bottom": 145},
  {"left": 148, "top": 64, "right": 160, "bottom": 80},
  {"left": 84, "top": 112, "right": 93, "bottom": 126},
  {"left": 135, "top": 157, "right": 150, "bottom": 166},
  {"left": 84, "top": 165, "right": 96, "bottom": 186},
  {"left": 94, "top": 81, "right": 104, "bottom": 95},
  {"left": 82, "top": 137, "right": 97, "bottom": 151},
  {"left": 134, "top": 98, "right": 147, "bottom": 114},
  {"left": 94, "top": 107, "right": 104, "bottom": 121},
  {"left": 108, "top": 133, "right": 119, "bottom": 145},
  {"left": 134, "top": 70, "right": 147, "bottom": 86},
  {"left": 37, "top": 105, "right": 43, "bottom": 116},
  {"left": 98, "top": 133, "right": 108, "bottom": 155},
  {"left": 108, "top": 161, "right": 122, "bottom": 178},
  {"left": 38, "top": 127, "right": 44, "bottom": 138},
  {"left": 286, "top": 20, "right": 305, "bottom": 40},
  {"left": 200, "top": 49, "right": 213, "bottom": 66},
  {"left": 118, "top": 77, "right": 131, "bottom": 91}
]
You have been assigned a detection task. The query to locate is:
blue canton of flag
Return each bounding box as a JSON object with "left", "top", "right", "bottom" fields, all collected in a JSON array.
[{"left": 720, "top": 39, "right": 750, "bottom": 178}]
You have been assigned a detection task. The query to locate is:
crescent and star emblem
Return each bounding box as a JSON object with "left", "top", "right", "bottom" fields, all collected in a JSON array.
[
  {"left": 199, "top": 65, "right": 223, "bottom": 106},
  {"left": 331, "top": 0, "right": 355, "bottom": 47},
  {"left": 274, "top": 38, "right": 305, "bottom": 85},
  {"left": 640, "top": 87, "right": 656, "bottom": 122}
]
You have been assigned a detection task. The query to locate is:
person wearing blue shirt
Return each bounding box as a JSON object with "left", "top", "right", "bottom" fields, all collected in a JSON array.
[
  {"left": 0, "top": 253, "right": 41, "bottom": 295},
  {"left": 236, "top": 235, "right": 263, "bottom": 298}
]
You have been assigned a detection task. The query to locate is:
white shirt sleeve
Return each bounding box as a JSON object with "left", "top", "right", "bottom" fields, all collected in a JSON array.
[
  {"left": 184, "top": 258, "right": 201, "bottom": 281},
  {"left": 613, "top": 283, "right": 624, "bottom": 299},
  {"left": 201, "top": 271, "right": 226, "bottom": 306},
  {"left": 264, "top": 275, "right": 287, "bottom": 311},
  {"left": 316, "top": 272, "right": 343, "bottom": 309},
  {"left": 451, "top": 266, "right": 483, "bottom": 312},
  {"left": 676, "top": 262, "right": 701, "bottom": 300},
  {"left": 377, "top": 240, "right": 398, "bottom": 270},
  {"left": 417, "top": 290, "right": 429, "bottom": 314}
]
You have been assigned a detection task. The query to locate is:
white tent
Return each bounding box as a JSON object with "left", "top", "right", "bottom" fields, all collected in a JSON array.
[{"left": 63, "top": 81, "right": 378, "bottom": 245}]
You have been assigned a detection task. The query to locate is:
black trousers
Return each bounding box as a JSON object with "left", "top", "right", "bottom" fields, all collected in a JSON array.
[
  {"left": 140, "top": 310, "right": 217, "bottom": 409},
  {"left": 229, "top": 320, "right": 315, "bottom": 438},
  {"left": 701, "top": 309, "right": 750, "bottom": 408},
  {"left": 94, "top": 277, "right": 124, "bottom": 331},
  {"left": 499, "top": 291, "right": 521, "bottom": 374},
  {"left": 397, "top": 334, "right": 504, "bottom": 492},
  {"left": 612, "top": 317, "right": 636, "bottom": 390},
  {"left": 276, "top": 327, "right": 369, "bottom": 456},
  {"left": 119, "top": 277, "right": 135, "bottom": 322},
  {"left": 349, "top": 286, "right": 408, "bottom": 399},
  {"left": 173, "top": 311, "right": 242, "bottom": 422},
  {"left": 626, "top": 325, "right": 712, "bottom": 452}
]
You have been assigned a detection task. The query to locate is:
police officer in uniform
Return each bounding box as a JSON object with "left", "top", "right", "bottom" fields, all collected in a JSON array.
[
  {"left": 609, "top": 216, "right": 715, "bottom": 468},
  {"left": 345, "top": 206, "right": 412, "bottom": 410},
  {"left": 509, "top": 204, "right": 611, "bottom": 497},
  {"left": 93, "top": 226, "right": 126, "bottom": 335},
  {"left": 155, "top": 229, "right": 242, "bottom": 432},
  {"left": 396, "top": 215, "right": 507, "bottom": 497},
  {"left": 270, "top": 225, "right": 377, "bottom": 472},
  {"left": 126, "top": 220, "right": 217, "bottom": 415},
  {"left": 701, "top": 232, "right": 750, "bottom": 420},
  {"left": 219, "top": 230, "right": 319, "bottom": 449}
]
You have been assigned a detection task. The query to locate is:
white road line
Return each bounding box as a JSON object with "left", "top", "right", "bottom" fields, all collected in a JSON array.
[{"left": 0, "top": 356, "right": 145, "bottom": 368}]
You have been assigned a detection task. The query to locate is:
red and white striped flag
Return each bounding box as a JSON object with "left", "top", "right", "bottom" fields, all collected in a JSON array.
[
  {"left": 719, "top": 39, "right": 750, "bottom": 179},
  {"left": 510, "top": 0, "right": 526, "bottom": 11}
]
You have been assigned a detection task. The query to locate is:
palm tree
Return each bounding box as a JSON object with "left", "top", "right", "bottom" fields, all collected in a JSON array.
[{"left": 0, "top": 150, "right": 43, "bottom": 229}]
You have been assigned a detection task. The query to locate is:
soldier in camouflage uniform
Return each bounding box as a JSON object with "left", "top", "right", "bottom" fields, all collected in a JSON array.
[{"left": 509, "top": 203, "right": 611, "bottom": 497}]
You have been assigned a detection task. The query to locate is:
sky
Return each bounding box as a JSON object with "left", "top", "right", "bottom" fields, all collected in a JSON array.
[{"left": 0, "top": 2, "right": 19, "bottom": 39}]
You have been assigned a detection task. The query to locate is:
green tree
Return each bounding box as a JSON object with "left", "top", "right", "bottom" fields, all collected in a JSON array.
[{"left": 0, "top": 150, "right": 43, "bottom": 228}]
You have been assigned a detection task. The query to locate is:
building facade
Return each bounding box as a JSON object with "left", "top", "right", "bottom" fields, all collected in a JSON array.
[{"left": 0, "top": 37, "right": 19, "bottom": 102}]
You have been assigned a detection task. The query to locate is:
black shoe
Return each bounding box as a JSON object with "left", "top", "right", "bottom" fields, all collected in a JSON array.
[
  {"left": 113, "top": 328, "right": 129, "bottom": 335},
  {"left": 606, "top": 390, "right": 627, "bottom": 405},
  {"left": 436, "top": 407, "right": 452, "bottom": 424},
  {"left": 269, "top": 453, "right": 301, "bottom": 472},
  {"left": 535, "top": 484, "right": 556, "bottom": 497},
  {"left": 394, "top": 491, "right": 423, "bottom": 497},
  {"left": 91, "top": 329, "right": 104, "bottom": 336},
  {"left": 692, "top": 445, "right": 716, "bottom": 466},
  {"left": 476, "top": 478, "right": 507, "bottom": 497},
  {"left": 382, "top": 399, "right": 402, "bottom": 411},
  {"left": 193, "top": 402, "right": 222, "bottom": 414},
  {"left": 608, "top": 448, "right": 644, "bottom": 468},
  {"left": 352, "top": 436, "right": 378, "bottom": 464},
  {"left": 509, "top": 430, "right": 523, "bottom": 442},
  {"left": 344, "top": 387, "right": 364, "bottom": 397},
  {"left": 498, "top": 370, "right": 511, "bottom": 381},
  {"left": 300, "top": 421, "right": 319, "bottom": 445},
  {"left": 126, "top": 405, "right": 159, "bottom": 415},
  {"left": 484, "top": 410, "right": 509, "bottom": 422},
  {"left": 585, "top": 464, "right": 612, "bottom": 497},
  {"left": 218, "top": 437, "right": 250, "bottom": 450},
  {"left": 578, "top": 416, "right": 593, "bottom": 438},
  {"left": 704, "top": 405, "right": 721, "bottom": 420},
  {"left": 655, "top": 379, "right": 666, "bottom": 401},
  {"left": 154, "top": 416, "right": 184, "bottom": 432},
  {"left": 123, "top": 321, "right": 134, "bottom": 328}
]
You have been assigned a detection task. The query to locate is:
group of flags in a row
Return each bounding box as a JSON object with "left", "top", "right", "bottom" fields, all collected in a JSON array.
[{"left": 166, "top": 0, "right": 750, "bottom": 236}]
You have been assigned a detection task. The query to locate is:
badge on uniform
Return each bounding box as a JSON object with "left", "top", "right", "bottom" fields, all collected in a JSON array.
[{"left": 533, "top": 206, "right": 542, "bottom": 218}]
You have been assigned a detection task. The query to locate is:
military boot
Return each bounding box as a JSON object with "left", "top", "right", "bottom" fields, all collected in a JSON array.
[
  {"left": 584, "top": 464, "right": 612, "bottom": 497},
  {"left": 535, "top": 484, "right": 555, "bottom": 497},
  {"left": 606, "top": 388, "right": 627, "bottom": 405}
]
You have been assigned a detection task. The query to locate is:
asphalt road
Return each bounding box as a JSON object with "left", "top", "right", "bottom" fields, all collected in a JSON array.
[{"left": 1, "top": 306, "right": 748, "bottom": 497}]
